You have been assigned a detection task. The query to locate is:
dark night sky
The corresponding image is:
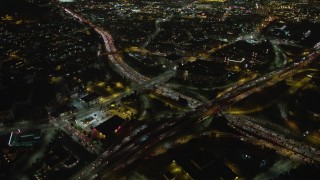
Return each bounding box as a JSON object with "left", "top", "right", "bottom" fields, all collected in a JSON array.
[{"left": 0, "top": 0, "right": 39, "bottom": 15}]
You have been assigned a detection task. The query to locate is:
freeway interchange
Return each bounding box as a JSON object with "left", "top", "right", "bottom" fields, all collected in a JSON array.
[
  {"left": 71, "top": 49, "right": 320, "bottom": 179},
  {"left": 58, "top": 3, "right": 320, "bottom": 180}
]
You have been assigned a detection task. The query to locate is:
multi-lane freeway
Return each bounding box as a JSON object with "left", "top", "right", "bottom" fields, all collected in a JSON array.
[{"left": 225, "top": 113, "right": 320, "bottom": 164}]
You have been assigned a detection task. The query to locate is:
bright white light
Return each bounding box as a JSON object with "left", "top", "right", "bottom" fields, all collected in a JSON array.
[{"left": 59, "top": 0, "right": 74, "bottom": 2}]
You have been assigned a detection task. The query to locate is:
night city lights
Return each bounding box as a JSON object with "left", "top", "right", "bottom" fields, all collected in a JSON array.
[{"left": 1, "top": 0, "right": 320, "bottom": 179}]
